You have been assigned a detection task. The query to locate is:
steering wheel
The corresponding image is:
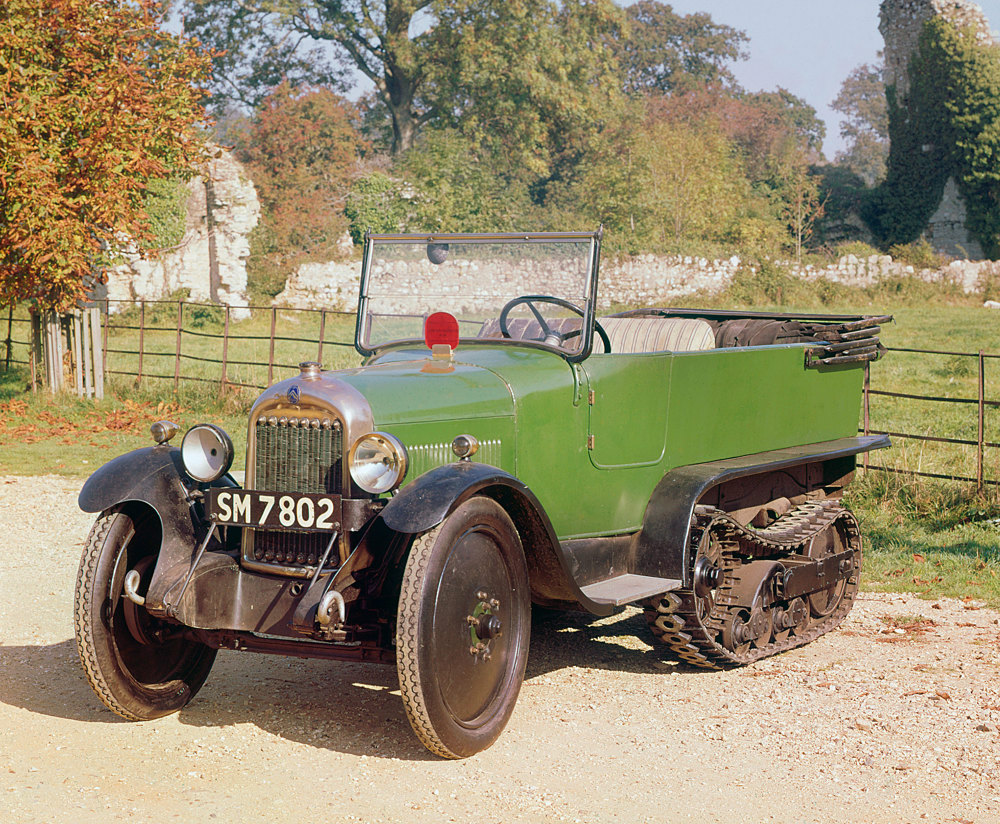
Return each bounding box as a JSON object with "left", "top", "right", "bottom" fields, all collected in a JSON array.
[{"left": 498, "top": 295, "right": 611, "bottom": 353}]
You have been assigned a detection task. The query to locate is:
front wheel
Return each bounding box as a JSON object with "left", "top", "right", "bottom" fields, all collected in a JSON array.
[
  {"left": 396, "top": 497, "right": 530, "bottom": 758},
  {"left": 74, "top": 507, "right": 216, "bottom": 720}
]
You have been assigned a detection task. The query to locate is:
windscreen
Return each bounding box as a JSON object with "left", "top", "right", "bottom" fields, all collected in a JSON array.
[{"left": 359, "top": 235, "right": 596, "bottom": 356}]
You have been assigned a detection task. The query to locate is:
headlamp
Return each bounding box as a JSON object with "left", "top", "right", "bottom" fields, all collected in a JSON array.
[
  {"left": 180, "top": 424, "right": 234, "bottom": 483},
  {"left": 348, "top": 432, "right": 408, "bottom": 494}
]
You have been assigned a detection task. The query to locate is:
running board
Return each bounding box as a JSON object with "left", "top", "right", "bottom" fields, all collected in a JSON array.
[{"left": 580, "top": 574, "right": 682, "bottom": 607}]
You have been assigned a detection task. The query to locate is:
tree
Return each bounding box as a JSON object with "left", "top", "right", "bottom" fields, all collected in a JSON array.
[
  {"left": 399, "top": 129, "right": 531, "bottom": 231},
  {"left": 236, "top": 84, "right": 363, "bottom": 254},
  {"left": 831, "top": 61, "right": 889, "bottom": 185},
  {"left": 640, "top": 119, "right": 747, "bottom": 246},
  {"left": 234, "top": 83, "right": 366, "bottom": 295},
  {"left": 0, "top": 0, "right": 210, "bottom": 310},
  {"left": 781, "top": 159, "right": 824, "bottom": 261},
  {"left": 750, "top": 88, "right": 826, "bottom": 156},
  {"left": 617, "top": 1, "right": 748, "bottom": 95},
  {"left": 182, "top": 0, "right": 624, "bottom": 158},
  {"left": 425, "top": 0, "right": 625, "bottom": 178}
]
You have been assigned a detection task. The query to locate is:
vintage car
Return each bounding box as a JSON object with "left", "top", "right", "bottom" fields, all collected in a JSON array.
[{"left": 75, "top": 231, "right": 889, "bottom": 758}]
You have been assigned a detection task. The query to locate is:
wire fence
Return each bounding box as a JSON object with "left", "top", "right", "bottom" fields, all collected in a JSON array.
[
  {"left": 3, "top": 301, "right": 998, "bottom": 491},
  {"left": 862, "top": 346, "right": 998, "bottom": 492},
  {"left": 2, "top": 299, "right": 359, "bottom": 393}
]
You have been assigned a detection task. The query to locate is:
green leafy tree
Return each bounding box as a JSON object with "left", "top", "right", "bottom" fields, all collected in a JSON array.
[
  {"left": 183, "top": 0, "right": 624, "bottom": 160},
  {"left": 831, "top": 61, "right": 889, "bottom": 185},
  {"left": 639, "top": 118, "right": 748, "bottom": 247},
  {"left": 545, "top": 101, "right": 647, "bottom": 244},
  {"left": 425, "top": 0, "right": 625, "bottom": 179},
  {"left": 750, "top": 88, "right": 826, "bottom": 156},
  {"left": 399, "top": 130, "right": 530, "bottom": 231},
  {"left": 0, "top": 0, "right": 210, "bottom": 310},
  {"left": 617, "top": 0, "right": 748, "bottom": 95}
]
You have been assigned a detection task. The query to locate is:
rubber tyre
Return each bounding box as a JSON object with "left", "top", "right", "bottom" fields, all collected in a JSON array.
[
  {"left": 74, "top": 507, "right": 216, "bottom": 720},
  {"left": 396, "top": 497, "right": 530, "bottom": 758}
]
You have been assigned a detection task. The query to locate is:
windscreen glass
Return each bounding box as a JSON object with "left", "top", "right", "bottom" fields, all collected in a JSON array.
[{"left": 359, "top": 236, "right": 596, "bottom": 356}]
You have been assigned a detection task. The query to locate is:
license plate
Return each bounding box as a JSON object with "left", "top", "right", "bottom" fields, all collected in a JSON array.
[{"left": 207, "top": 489, "right": 342, "bottom": 532}]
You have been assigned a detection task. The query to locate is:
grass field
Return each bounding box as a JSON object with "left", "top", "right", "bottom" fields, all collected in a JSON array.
[{"left": 1, "top": 278, "right": 998, "bottom": 607}]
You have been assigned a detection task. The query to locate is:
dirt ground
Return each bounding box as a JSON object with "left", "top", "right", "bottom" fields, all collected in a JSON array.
[{"left": 1, "top": 475, "right": 999, "bottom": 824}]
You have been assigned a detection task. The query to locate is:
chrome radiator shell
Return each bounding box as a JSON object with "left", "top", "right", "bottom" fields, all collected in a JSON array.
[{"left": 242, "top": 375, "right": 375, "bottom": 577}]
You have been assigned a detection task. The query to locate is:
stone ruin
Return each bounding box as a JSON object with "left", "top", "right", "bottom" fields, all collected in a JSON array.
[
  {"left": 880, "top": 0, "right": 997, "bottom": 258},
  {"left": 101, "top": 148, "right": 260, "bottom": 320}
]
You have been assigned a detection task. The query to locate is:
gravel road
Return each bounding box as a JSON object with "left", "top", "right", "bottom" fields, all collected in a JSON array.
[{"left": 1, "top": 475, "right": 998, "bottom": 824}]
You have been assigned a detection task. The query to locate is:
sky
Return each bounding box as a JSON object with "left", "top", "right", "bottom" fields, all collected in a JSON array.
[{"left": 651, "top": 1, "right": 1000, "bottom": 159}]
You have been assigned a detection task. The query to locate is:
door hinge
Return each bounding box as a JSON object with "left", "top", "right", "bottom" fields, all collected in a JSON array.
[
  {"left": 588, "top": 390, "right": 595, "bottom": 405},
  {"left": 587, "top": 434, "right": 595, "bottom": 450}
]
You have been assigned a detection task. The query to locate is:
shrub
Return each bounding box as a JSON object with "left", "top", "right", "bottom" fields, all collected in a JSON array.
[
  {"left": 345, "top": 172, "right": 407, "bottom": 243},
  {"left": 834, "top": 240, "right": 882, "bottom": 260},
  {"left": 887, "top": 239, "right": 948, "bottom": 269},
  {"left": 143, "top": 177, "right": 189, "bottom": 250}
]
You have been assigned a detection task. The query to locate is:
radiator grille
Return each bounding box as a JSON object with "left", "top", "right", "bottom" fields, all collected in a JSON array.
[{"left": 248, "top": 415, "right": 343, "bottom": 568}]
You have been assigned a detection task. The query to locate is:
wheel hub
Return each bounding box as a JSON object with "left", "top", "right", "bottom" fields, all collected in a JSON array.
[{"left": 468, "top": 591, "right": 502, "bottom": 659}]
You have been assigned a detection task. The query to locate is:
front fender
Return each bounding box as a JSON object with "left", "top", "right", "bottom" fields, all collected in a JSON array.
[
  {"left": 379, "top": 461, "right": 525, "bottom": 534},
  {"left": 78, "top": 446, "right": 234, "bottom": 615},
  {"left": 79, "top": 445, "right": 191, "bottom": 515}
]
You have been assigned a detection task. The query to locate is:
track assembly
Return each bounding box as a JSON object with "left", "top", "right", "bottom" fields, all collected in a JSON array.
[{"left": 644, "top": 499, "right": 862, "bottom": 669}]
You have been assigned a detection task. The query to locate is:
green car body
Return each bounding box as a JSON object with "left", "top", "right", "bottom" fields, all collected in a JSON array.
[
  {"left": 358, "top": 340, "right": 865, "bottom": 540},
  {"left": 74, "top": 231, "right": 890, "bottom": 758}
]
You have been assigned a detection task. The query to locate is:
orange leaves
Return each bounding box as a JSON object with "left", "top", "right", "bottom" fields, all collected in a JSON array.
[
  {"left": 0, "top": 0, "right": 211, "bottom": 310},
  {"left": 0, "top": 398, "right": 185, "bottom": 445}
]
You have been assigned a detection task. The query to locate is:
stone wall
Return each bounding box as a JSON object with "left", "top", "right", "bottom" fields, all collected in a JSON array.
[
  {"left": 879, "top": 0, "right": 996, "bottom": 257},
  {"left": 273, "top": 252, "right": 997, "bottom": 314},
  {"left": 102, "top": 149, "right": 259, "bottom": 319}
]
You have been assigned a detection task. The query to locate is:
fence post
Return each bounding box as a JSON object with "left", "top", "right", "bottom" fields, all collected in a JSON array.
[
  {"left": 72, "top": 311, "right": 84, "bottom": 397},
  {"left": 42, "top": 311, "right": 63, "bottom": 393},
  {"left": 317, "top": 309, "right": 326, "bottom": 366},
  {"left": 268, "top": 307, "right": 276, "bottom": 386},
  {"left": 29, "top": 312, "right": 40, "bottom": 393},
  {"left": 136, "top": 300, "right": 145, "bottom": 386},
  {"left": 174, "top": 301, "right": 184, "bottom": 392},
  {"left": 90, "top": 307, "right": 104, "bottom": 400},
  {"left": 978, "top": 350, "right": 985, "bottom": 495},
  {"left": 81, "top": 310, "right": 94, "bottom": 399},
  {"left": 103, "top": 298, "right": 110, "bottom": 374},
  {"left": 4, "top": 306, "right": 12, "bottom": 372},
  {"left": 863, "top": 361, "right": 871, "bottom": 470},
  {"left": 220, "top": 305, "right": 230, "bottom": 394}
]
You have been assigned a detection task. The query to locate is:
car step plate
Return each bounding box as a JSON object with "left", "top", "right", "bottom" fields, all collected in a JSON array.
[{"left": 581, "top": 574, "right": 682, "bottom": 606}]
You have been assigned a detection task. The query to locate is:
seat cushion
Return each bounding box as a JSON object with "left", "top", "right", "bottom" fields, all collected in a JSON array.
[{"left": 598, "top": 317, "right": 715, "bottom": 353}]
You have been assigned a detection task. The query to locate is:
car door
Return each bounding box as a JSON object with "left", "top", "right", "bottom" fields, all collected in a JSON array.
[{"left": 580, "top": 352, "right": 673, "bottom": 469}]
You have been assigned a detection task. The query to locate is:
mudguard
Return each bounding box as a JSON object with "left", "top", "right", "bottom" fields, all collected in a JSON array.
[
  {"left": 380, "top": 462, "right": 608, "bottom": 613},
  {"left": 78, "top": 445, "right": 237, "bottom": 615},
  {"left": 635, "top": 434, "right": 891, "bottom": 586},
  {"left": 79, "top": 445, "right": 191, "bottom": 515}
]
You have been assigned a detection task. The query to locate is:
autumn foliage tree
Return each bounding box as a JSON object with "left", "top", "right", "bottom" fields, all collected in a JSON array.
[
  {"left": 0, "top": 0, "right": 211, "bottom": 310},
  {"left": 234, "top": 84, "right": 366, "bottom": 296}
]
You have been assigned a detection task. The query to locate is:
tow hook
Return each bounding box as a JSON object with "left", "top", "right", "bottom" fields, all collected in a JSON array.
[
  {"left": 123, "top": 570, "right": 145, "bottom": 606},
  {"left": 317, "top": 590, "right": 345, "bottom": 626}
]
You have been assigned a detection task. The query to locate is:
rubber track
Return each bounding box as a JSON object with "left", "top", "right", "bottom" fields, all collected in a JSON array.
[
  {"left": 643, "top": 500, "right": 862, "bottom": 670},
  {"left": 73, "top": 508, "right": 144, "bottom": 720},
  {"left": 395, "top": 525, "right": 459, "bottom": 759}
]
